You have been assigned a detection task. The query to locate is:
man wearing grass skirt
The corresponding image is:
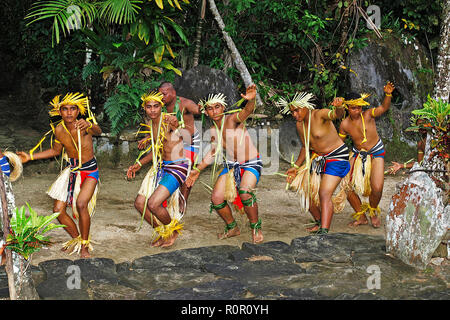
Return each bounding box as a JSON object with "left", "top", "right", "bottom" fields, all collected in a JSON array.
[
  {"left": 17, "top": 92, "right": 101, "bottom": 258},
  {"left": 127, "top": 91, "right": 188, "bottom": 248},
  {"left": 280, "top": 92, "right": 349, "bottom": 234}
]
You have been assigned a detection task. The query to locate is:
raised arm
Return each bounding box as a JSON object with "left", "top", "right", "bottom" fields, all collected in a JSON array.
[
  {"left": 181, "top": 97, "right": 201, "bottom": 115},
  {"left": 371, "top": 81, "right": 395, "bottom": 118},
  {"left": 325, "top": 97, "right": 346, "bottom": 121},
  {"left": 233, "top": 84, "right": 257, "bottom": 124}
]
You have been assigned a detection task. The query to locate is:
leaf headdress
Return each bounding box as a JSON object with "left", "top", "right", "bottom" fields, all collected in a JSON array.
[{"left": 275, "top": 92, "right": 315, "bottom": 114}]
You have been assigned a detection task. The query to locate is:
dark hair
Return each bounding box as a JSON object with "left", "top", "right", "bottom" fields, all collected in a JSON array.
[{"left": 346, "top": 92, "right": 361, "bottom": 100}]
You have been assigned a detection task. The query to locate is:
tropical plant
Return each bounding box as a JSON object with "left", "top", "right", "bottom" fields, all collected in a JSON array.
[
  {"left": 408, "top": 95, "right": 449, "bottom": 163},
  {"left": 5, "top": 204, "right": 65, "bottom": 260},
  {"left": 104, "top": 78, "right": 158, "bottom": 135},
  {"left": 24, "top": 0, "right": 189, "bottom": 46}
]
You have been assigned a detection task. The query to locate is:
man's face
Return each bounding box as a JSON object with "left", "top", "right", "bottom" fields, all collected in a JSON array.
[
  {"left": 144, "top": 100, "right": 162, "bottom": 119},
  {"left": 59, "top": 104, "right": 79, "bottom": 123},
  {"left": 290, "top": 106, "right": 307, "bottom": 122},
  {"left": 158, "top": 86, "right": 176, "bottom": 105},
  {"left": 205, "top": 103, "right": 225, "bottom": 121},
  {"left": 347, "top": 105, "right": 362, "bottom": 118}
]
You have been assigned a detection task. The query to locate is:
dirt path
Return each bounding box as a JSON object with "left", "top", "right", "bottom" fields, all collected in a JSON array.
[{"left": 11, "top": 161, "right": 405, "bottom": 266}]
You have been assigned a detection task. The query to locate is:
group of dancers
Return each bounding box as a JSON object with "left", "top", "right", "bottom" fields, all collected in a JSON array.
[{"left": 2, "top": 80, "right": 397, "bottom": 259}]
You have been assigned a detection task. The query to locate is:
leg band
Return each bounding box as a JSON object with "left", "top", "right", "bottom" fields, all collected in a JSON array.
[
  {"left": 210, "top": 200, "right": 227, "bottom": 213},
  {"left": 368, "top": 204, "right": 380, "bottom": 217},
  {"left": 249, "top": 218, "right": 262, "bottom": 231},
  {"left": 239, "top": 190, "right": 257, "bottom": 207},
  {"left": 352, "top": 203, "right": 369, "bottom": 221},
  {"left": 225, "top": 220, "right": 237, "bottom": 231}
]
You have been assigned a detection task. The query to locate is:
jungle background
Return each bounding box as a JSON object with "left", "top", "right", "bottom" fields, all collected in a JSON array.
[
  {"left": 0, "top": 0, "right": 442, "bottom": 165},
  {"left": 0, "top": 1, "right": 449, "bottom": 300}
]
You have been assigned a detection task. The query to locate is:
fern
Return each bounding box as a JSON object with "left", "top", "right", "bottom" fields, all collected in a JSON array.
[
  {"left": 82, "top": 60, "right": 101, "bottom": 80},
  {"left": 104, "top": 79, "right": 154, "bottom": 136}
]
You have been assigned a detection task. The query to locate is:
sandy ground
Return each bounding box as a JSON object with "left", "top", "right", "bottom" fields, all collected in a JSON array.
[{"left": 10, "top": 161, "right": 405, "bottom": 266}]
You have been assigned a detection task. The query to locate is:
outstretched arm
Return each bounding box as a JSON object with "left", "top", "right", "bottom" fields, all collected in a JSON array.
[
  {"left": 233, "top": 84, "right": 257, "bottom": 124},
  {"left": 371, "top": 81, "right": 395, "bottom": 118},
  {"left": 181, "top": 97, "right": 201, "bottom": 115},
  {"left": 17, "top": 141, "right": 63, "bottom": 164}
]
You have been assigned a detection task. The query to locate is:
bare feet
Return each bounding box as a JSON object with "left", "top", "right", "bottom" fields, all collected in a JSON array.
[
  {"left": 348, "top": 214, "right": 369, "bottom": 227},
  {"left": 151, "top": 237, "right": 165, "bottom": 247},
  {"left": 252, "top": 230, "right": 263, "bottom": 244},
  {"left": 218, "top": 226, "right": 240, "bottom": 240},
  {"left": 160, "top": 231, "right": 180, "bottom": 248},
  {"left": 306, "top": 224, "right": 320, "bottom": 232},
  {"left": 80, "top": 246, "right": 91, "bottom": 259},
  {"left": 370, "top": 215, "right": 381, "bottom": 228}
]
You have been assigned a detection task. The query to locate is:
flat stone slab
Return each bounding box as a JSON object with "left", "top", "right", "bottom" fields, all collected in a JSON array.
[{"left": 1, "top": 233, "right": 447, "bottom": 300}]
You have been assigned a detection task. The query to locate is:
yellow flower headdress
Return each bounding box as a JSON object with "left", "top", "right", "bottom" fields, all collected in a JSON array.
[
  {"left": 275, "top": 92, "right": 315, "bottom": 114},
  {"left": 199, "top": 93, "right": 228, "bottom": 113},
  {"left": 141, "top": 91, "right": 164, "bottom": 108},
  {"left": 49, "top": 92, "right": 89, "bottom": 117},
  {"left": 343, "top": 93, "right": 371, "bottom": 108}
]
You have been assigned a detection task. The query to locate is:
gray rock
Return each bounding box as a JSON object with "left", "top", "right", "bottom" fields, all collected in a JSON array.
[
  {"left": 73, "top": 257, "right": 119, "bottom": 285},
  {"left": 36, "top": 275, "right": 90, "bottom": 300},
  {"left": 347, "top": 33, "right": 434, "bottom": 144},
  {"left": 173, "top": 65, "right": 241, "bottom": 107},
  {"left": 386, "top": 170, "right": 450, "bottom": 269},
  {"left": 131, "top": 245, "right": 238, "bottom": 270},
  {"left": 146, "top": 279, "right": 247, "bottom": 300}
]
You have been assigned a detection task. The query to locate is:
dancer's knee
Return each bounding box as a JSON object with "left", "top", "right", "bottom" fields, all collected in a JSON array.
[{"left": 211, "top": 192, "right": 225, "bottom": 205}]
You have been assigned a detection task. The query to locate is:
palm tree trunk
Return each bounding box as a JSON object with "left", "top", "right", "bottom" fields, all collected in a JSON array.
[
  {"left": 433, "top": 0, "right": 450, "bottom": 102},
  {"left": 424, "top": 0, "right": 450, "bottom": 179},
  {"left": 192, "top": 0, "right": 206, "bottom": 68},
  {"left": 207, "top": 0, "right": 263, "bottom": 107}
]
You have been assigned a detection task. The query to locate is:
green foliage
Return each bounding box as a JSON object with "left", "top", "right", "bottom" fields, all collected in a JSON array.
[
  {"left": 411, "top": 95, "right": 450, "bottom": 130},
  {"left": 104, "top": 78, "right": 158, "bottom": 136},
  {"left": 409, "top": 95, "right": 449, "bottom": 162},
  {"left": 40, "top": 31, "right": 86, "bottom": 89},
  {"left": 6, "top": 204, "right": 65, "bottom": 260}
]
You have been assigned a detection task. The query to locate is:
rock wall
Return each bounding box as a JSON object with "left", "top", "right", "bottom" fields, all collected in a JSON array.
[
  {"left": 347, "top": 33, "right": 434, "bottom": 144},
  {"left": 174, "top": 65, "right": 241, "bottom": 107}
]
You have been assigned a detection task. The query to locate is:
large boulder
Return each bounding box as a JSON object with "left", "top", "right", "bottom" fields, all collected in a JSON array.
[
  {"left": 347, "top": 33, "right": 434, "bottom": 144},
  {"left": 386, "top": 164, "right": 450, "bottom": 269},
  {"left": 173, "top": 65, "right": 241, "bottom": 107}
]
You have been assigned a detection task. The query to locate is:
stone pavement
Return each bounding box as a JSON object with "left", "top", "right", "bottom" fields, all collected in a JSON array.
[{"left": 1, "top": 233, "right": 449, "bottom": 300}]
